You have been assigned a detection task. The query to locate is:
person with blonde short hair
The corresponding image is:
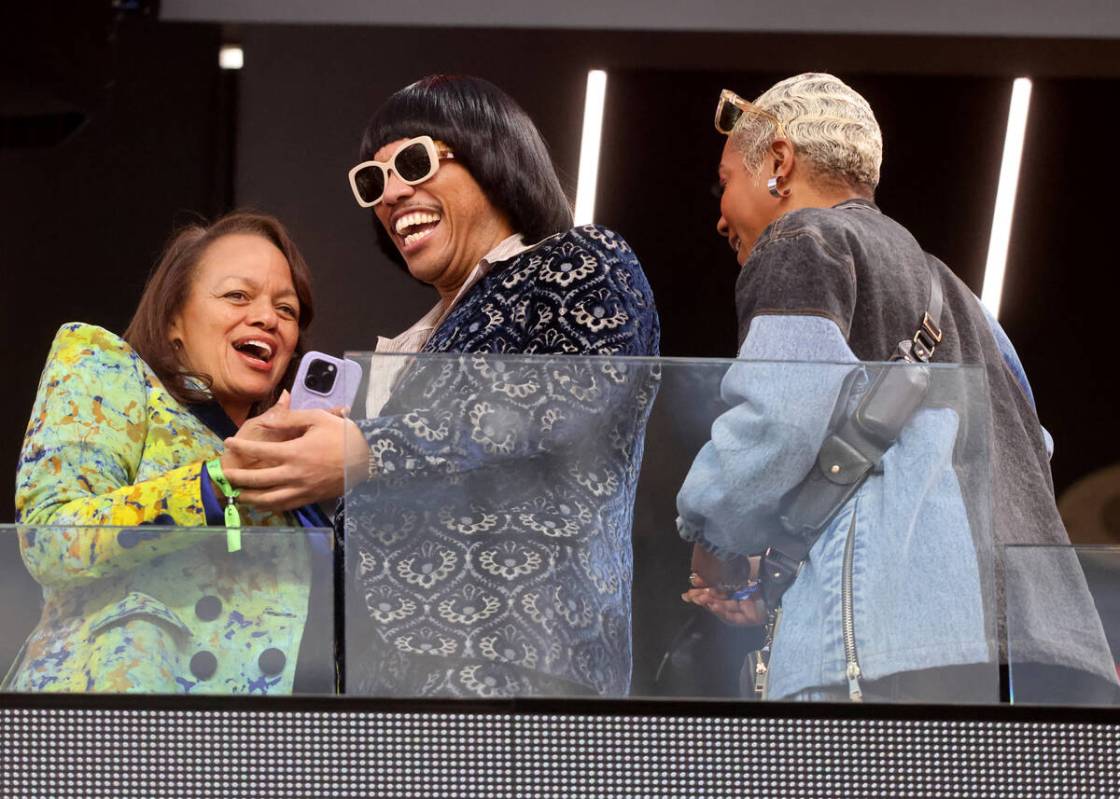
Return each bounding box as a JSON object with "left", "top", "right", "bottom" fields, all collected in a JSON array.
[
  {"left": 730, "top": 72, "right": 882, "bottom": 194},
  {"left": 676, "top": 73, "right": 1116, "bottom": 703}
]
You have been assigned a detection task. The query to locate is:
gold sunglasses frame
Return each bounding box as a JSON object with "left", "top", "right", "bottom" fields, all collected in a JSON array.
[{"left": 347, "top": 135, "right": 455, "bottom": 208}]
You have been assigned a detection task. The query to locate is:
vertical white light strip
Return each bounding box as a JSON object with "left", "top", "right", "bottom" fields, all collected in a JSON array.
[
  {"left": 981, "top": 77, "right": 1033, "bottom": 318},
  {"left": 219, "top": 45, "right": 244, "bottom": 70},
  {"left": 574, "top": 69, "right": 608, "bottom": 226}
]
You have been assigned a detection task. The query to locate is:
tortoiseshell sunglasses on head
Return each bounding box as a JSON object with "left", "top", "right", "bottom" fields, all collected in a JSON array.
[{"left": 714, "top": 89, "right": 787, "bottom": 137}]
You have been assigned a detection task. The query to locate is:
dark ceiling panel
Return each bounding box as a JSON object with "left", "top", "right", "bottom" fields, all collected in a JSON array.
[{"left": 161, "top": 0, "right": 1120, "bottom": 41}]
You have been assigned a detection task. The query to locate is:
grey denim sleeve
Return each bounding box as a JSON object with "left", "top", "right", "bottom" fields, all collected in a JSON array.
[{"left": 735, "top": 228, "right": 857, "bottom": 348}]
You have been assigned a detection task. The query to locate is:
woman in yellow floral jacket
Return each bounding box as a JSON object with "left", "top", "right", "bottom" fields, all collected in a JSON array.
[{"left": 4, "top": 211, "right": 332, "bottom": 695}]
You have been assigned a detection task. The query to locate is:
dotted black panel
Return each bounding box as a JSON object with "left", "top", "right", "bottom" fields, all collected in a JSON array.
[
  {"left": 3, "top": 707, "right": 1119, "bottom": 798},
  {"left": 518, "top": 714, "right": 1120, "bottom": 797},
  {"left": 2, "top": 709, "right": 513, "bottom": 799}
]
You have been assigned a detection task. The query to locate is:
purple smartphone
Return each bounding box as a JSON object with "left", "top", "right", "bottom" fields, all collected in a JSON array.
[{"left": 289, "top": 351, "right": 363, "bottom": 412}]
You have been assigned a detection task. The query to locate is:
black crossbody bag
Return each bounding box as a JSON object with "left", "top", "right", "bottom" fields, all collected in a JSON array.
[{"left": 749, "top": 255, "right": 945, "bottom": 695}]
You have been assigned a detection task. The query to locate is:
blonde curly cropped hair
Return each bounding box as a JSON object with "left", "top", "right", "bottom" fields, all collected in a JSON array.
[{"left": 731, "top": 72, "right": 883, "bottom": 191}]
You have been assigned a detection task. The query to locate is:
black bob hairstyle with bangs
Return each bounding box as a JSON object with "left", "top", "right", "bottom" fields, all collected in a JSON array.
[{"left": 359, "top": 75, "right": 574, "bottom": 267}]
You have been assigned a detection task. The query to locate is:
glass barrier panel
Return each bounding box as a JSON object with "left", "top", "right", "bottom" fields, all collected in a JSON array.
[
  {"left": 0, "top": 525, "right": 334, "bottom": 696},
  {"left": 1005, "top": 545, "right": 1120, "bottom": 705},
  {"left": 342, "top": 353, "right": 997, "bottom": 703}
]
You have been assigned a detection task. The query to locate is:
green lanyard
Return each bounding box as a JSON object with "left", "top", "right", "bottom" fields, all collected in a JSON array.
[{"left": 206, "top": 458, "right": 242, "bottom": 552}]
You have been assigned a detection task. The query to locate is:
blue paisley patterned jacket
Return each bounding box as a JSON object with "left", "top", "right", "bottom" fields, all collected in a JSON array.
[{"left": 345, "top": 225, "right": 660, "bottom": 697}]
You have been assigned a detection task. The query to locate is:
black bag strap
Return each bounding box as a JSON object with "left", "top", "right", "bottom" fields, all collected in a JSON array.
[
  {"left": 894, "top": 254, "right": 944, "bottom": 364},
  {"left": 759, "top": 255, "right": 945, "bottom": 610}
]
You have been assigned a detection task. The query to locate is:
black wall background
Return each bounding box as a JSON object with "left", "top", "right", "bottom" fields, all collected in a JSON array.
[{"left": 2, "top": 15, "right": 1119, "bottom": 689}]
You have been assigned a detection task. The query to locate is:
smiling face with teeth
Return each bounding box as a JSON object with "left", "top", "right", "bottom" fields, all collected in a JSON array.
[
  {"left": 373, "top": 137, "right": 515, "bottom": 301},
  {"left": 167, "top": 233, "right": 301, "bottom": 425}
]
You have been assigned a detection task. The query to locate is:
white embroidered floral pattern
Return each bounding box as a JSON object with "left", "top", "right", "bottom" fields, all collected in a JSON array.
[
  {"left": 478, "top": 541, "right": 543, "bottom": 578},
  {"left": 364, "top": 586, "right": 417, "bottom": 623},
  {"left": 346, "top": 225, "right": 660, "bottom": 698},
  {"left": 479, "top": 624, "right": 539, "bottom": 668},
  {"left": 403, "top": 411, "right": 449, "bottom": 442},
  {"left": 394, "top": 627, "right": 459, "bottom": 657},
  {"left": 397, "top": 542, "right": 457, "bottom": 589},
  {"left": 438, "top": 585, "right": 501, "bottom": 625},
  {"left": 439, "top": 509, "right": 500, "bottom": 535}
]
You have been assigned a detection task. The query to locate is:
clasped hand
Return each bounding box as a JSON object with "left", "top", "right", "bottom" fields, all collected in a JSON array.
[
  {"left": 219, "top": 392, "right": 370, "bottom": 512},
  {"left": 682, "top": 544, "right": 767, "bottom": 626}
]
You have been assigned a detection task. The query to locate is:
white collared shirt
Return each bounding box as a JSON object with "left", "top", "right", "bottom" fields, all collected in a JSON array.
[{"left": 365, "top": 233, "right": 533, "bottom": 415}]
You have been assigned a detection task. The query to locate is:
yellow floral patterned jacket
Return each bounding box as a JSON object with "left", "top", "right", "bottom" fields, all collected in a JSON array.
[{"left": 4, "top": 323, "right": 318, "bottom": 694}]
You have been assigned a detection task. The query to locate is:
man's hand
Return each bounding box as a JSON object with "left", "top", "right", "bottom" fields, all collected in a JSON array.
[
  {"left": 219, "top": 391, "right": 301, "bottom": 471},
  {"left": 221, "top": 407, "right": 370, "bottom": 511}
]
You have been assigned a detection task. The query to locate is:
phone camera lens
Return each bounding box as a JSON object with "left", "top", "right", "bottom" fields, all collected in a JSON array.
[{"left": 304, "top": 359, "right": 337, "bottom": 394}]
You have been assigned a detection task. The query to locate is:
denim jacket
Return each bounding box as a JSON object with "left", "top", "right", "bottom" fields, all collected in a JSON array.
[{"left": 677, "top": 200, "right": 1115, "bottom": 699}]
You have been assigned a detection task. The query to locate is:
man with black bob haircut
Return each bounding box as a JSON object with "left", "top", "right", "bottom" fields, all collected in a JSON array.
[{"left": 224, "top": 75, "right": 661, "bottom": 699}]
